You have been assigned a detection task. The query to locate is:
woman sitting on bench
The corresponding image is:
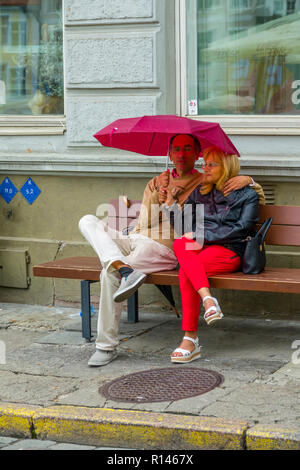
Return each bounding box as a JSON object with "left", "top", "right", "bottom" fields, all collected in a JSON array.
[{"left": 161, "top": 147, "right": 260, "bottom": 363}]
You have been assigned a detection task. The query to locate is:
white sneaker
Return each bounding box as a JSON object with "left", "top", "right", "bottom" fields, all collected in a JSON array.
[
  {"left": 113, "top": 270, "right": 147, "bottom": 303},
  {"left": 88, "top": 349, "right": 118, "bottom": 367}
]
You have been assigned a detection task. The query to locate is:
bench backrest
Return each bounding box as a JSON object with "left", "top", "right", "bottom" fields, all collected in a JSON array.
[
  {"left": 108, "top": 197, "right": 300, "bottom": 247},
  {"left": 258, "top": 205, "right": 300, "bottom": 247}
]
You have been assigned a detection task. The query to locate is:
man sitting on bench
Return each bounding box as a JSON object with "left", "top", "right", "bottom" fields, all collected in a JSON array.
[{"left": 79, "top": 134, "right": 264, "bottom": 366}]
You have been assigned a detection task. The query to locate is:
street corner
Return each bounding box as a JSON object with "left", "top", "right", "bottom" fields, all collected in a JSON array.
[{"left": 246, "top": 424, "right": 300, "bottom": 450}]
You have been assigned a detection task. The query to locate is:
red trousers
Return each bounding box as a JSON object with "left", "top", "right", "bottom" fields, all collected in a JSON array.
[{"left": 173, "top": 237, "right": 241, "bottom": 331}]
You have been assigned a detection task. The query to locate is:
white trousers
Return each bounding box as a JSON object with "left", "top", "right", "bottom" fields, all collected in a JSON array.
[{"left": 78, "top": 214, "right": 177, "bottom": 350}]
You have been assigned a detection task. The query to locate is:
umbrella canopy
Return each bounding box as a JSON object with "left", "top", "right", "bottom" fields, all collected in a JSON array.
[
  {"left": 202, "top": 12, "right": 300, "bottom": 63},
  {"left": 93, "top": 115, "right": 240, "bottom": 158}
]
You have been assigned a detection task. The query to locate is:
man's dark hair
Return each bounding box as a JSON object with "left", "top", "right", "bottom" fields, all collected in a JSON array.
[{"left": 169, "top": 134, "right": 201, "bottom": 155}]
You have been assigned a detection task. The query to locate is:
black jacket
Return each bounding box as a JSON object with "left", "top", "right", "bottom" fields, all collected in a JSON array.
[{"left": 166, "top": 185, "right": 259, "bottom": 258}]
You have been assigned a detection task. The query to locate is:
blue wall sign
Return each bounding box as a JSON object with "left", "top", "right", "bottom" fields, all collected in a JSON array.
[
  {"left": 0, "top": 177, "right": 18, "bottom": 204},
  {"left": 20, "top": 178, "right": 41, "bottom": 205}
]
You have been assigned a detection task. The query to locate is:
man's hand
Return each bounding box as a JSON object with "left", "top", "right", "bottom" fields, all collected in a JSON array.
[
  {"left": 222, "top": 176, "right": 252, "bottom": 197},
  {"left": 157, "top": 169, "right": 170, "bottom": 189}
]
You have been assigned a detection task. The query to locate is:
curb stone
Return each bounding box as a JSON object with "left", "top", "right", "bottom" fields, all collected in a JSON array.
[
  {"left": 0, "top": 403, "right": 39, "bottom": 439},
  {"left": 1, "top": 402, "right": 300, "bottom": 450},
  {"left": 0, "top": 402, "right": 248, "bottom": 450},
  {"left": 246, "top": 424, "right": 300, "bottom": 450}
]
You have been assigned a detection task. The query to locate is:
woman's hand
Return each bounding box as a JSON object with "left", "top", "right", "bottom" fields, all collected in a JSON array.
[
  {"left": 160, "top": 186, "right": 183, "bottom": 206},
  {"left": 222, "top": 176, "right": 252, "bottom": 197},
  {"left": 158, "top": 187, "right": 168, "bottom": 204},
  {"left": 183, "top": 232, "right": 194, "bottom": 239},
  {"left": 182, "top": 234, "right": 203, "bottom": 250}
]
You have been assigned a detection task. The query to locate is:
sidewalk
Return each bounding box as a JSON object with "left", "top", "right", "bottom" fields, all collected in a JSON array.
[
  {"left": 0, "top": 301, "right": 299, "bottom": 450},
  {"left": 0, "top": 435, "right": 125, "bottom": 450}
]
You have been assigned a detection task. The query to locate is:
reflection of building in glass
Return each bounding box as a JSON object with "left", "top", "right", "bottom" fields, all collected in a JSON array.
[
  {"left": 0, "top": 1, "right": 63, "bottom": 115},
  {"left": 190, "top": 0, "right": 300, "bottom": 115},
  {"left": 1, "top": 5, "right": 39, "bottom": 109}
]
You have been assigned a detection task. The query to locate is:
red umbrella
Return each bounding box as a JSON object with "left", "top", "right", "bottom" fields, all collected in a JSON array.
[{"left": 94, "top": 115, "right": 240, "bottom": 168}]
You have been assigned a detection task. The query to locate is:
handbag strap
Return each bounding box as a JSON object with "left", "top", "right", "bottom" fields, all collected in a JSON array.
[{"left": 256, "top": 217, "right": 273, "bottom": 242}]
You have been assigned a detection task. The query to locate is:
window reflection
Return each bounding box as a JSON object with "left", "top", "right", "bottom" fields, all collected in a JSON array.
[
  {"left": 0, "top": 0, "right": 63, "bottom": 115},
  {"left": 186, "top": 0, "right": 300, "bottom": 115}
]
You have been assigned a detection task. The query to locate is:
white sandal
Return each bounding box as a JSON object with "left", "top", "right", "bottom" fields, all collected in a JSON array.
[
  {"left": 171, "top": 336, "right": 201, "bottom": 363},
  {"left": 203, "top": 296, "right": 224, "bottom": 325}
]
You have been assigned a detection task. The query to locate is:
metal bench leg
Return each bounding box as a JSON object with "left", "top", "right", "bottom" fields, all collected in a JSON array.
[
  {"left": 127, "top": 290, "right": 139, "bottom": 323},
  {"left": 81, "top": 280, "right": 92, "bottom": 341}
]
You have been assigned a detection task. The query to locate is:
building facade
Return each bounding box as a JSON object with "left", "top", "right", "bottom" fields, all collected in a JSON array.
[{"left": 0, "top": 0, "right": 299, "bottom": 313}]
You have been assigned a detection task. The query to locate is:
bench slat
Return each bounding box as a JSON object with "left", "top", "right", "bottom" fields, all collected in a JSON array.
[
  {"left": 208, "top": 268, "right": 300, "bottom": 294},
  {"left": 264, "top": 225, "right": 300, "bottom": 246},
  {"left": 33, "top": 257, "right": 102, "bottom": 281},
  {"left": 258, "top": 205, "right": 300, "bottom": 226},
  {"left": 146, "top": 268, "right": 300, "bottom": 294},
  {"left": 33, "top": 258, "right": 300, "bottom": 294}
]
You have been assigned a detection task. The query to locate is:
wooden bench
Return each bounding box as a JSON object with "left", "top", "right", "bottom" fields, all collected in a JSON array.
[{"left": 33, "top": 199, "right": 300, "bottom": 342}]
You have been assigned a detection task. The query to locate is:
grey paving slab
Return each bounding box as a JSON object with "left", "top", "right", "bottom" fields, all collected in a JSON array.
[
  {"left": 0, "top": 437, "right": 135, "bottom": 451},
  {"left": 37, "top": 331, "right": 88, "bottom": 345},
  {"left": 0, "top": 303, "right": 79, "bottom": 332},
  {"left": 0, "top": 370, "right": 81, "bottom": 406},
  {"left": 0, "top": 437, "right": 18, "bottom": 449},
  {"left": 1, "top": 439, "right": 56, "bottom": 450},
  {"left": 47, "top": 442, "right": 96, "bottom": 450}
]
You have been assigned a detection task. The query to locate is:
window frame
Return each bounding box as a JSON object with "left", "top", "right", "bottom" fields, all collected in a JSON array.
[
  {"left": 176, "top": 0, "right": 300, "bottom": 136},
  {"left": 0, "top": 0, "right": 65, "bottom": 136}
]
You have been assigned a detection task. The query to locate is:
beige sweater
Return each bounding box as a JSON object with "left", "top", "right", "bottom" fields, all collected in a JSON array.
[{"left": 132, "top": 171, "right": 203, "bottom": 250}]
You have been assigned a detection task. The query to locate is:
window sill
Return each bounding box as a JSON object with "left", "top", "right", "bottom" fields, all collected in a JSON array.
[
  {"left": 185, "top": 115, "right": 300, "bottom": 136},
  {"left": 1, "top": 152, "right": 300, "bottom": 180},
  {"left": 0, "top": 116, "right": 66, "bottom": 135}
]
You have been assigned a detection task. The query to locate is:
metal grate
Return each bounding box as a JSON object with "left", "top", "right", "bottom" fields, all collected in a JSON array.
[
  {"left": 100, "top": 367, "right": 224, "bottom": 403},
  {"left": 261, "top": 183, "right": 275, "bottom": 205}
]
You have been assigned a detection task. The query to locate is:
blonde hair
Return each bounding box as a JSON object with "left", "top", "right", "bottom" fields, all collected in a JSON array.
[{"left": 200, "top": 147, "right": 240, "bottom": 195}]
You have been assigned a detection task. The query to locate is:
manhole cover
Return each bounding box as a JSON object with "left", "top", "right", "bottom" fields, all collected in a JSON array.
[{"left": 100, "top": 367, "right": 224, "bottom": 403}]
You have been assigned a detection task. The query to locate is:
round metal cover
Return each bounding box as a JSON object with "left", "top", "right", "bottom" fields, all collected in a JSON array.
[{"left": 100, "top": 367, "right": 224, "bottom": 403}]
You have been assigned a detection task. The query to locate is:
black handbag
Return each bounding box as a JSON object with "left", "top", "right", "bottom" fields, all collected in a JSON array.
[{"left": 242, "top": 217, "right": 273, "bottom": 274}]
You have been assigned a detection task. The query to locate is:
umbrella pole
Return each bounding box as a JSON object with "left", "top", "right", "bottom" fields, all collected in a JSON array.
[{"left": 165, "top": 154, "right": 169, "bottom": 171}]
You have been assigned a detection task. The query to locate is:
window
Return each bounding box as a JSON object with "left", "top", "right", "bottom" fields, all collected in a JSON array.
[
  {"left": 185, "top": 0, "right": 300, "bottom": 116},
  {"left": 0, "top": 0, "right": 63, "bottom": 116}
]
